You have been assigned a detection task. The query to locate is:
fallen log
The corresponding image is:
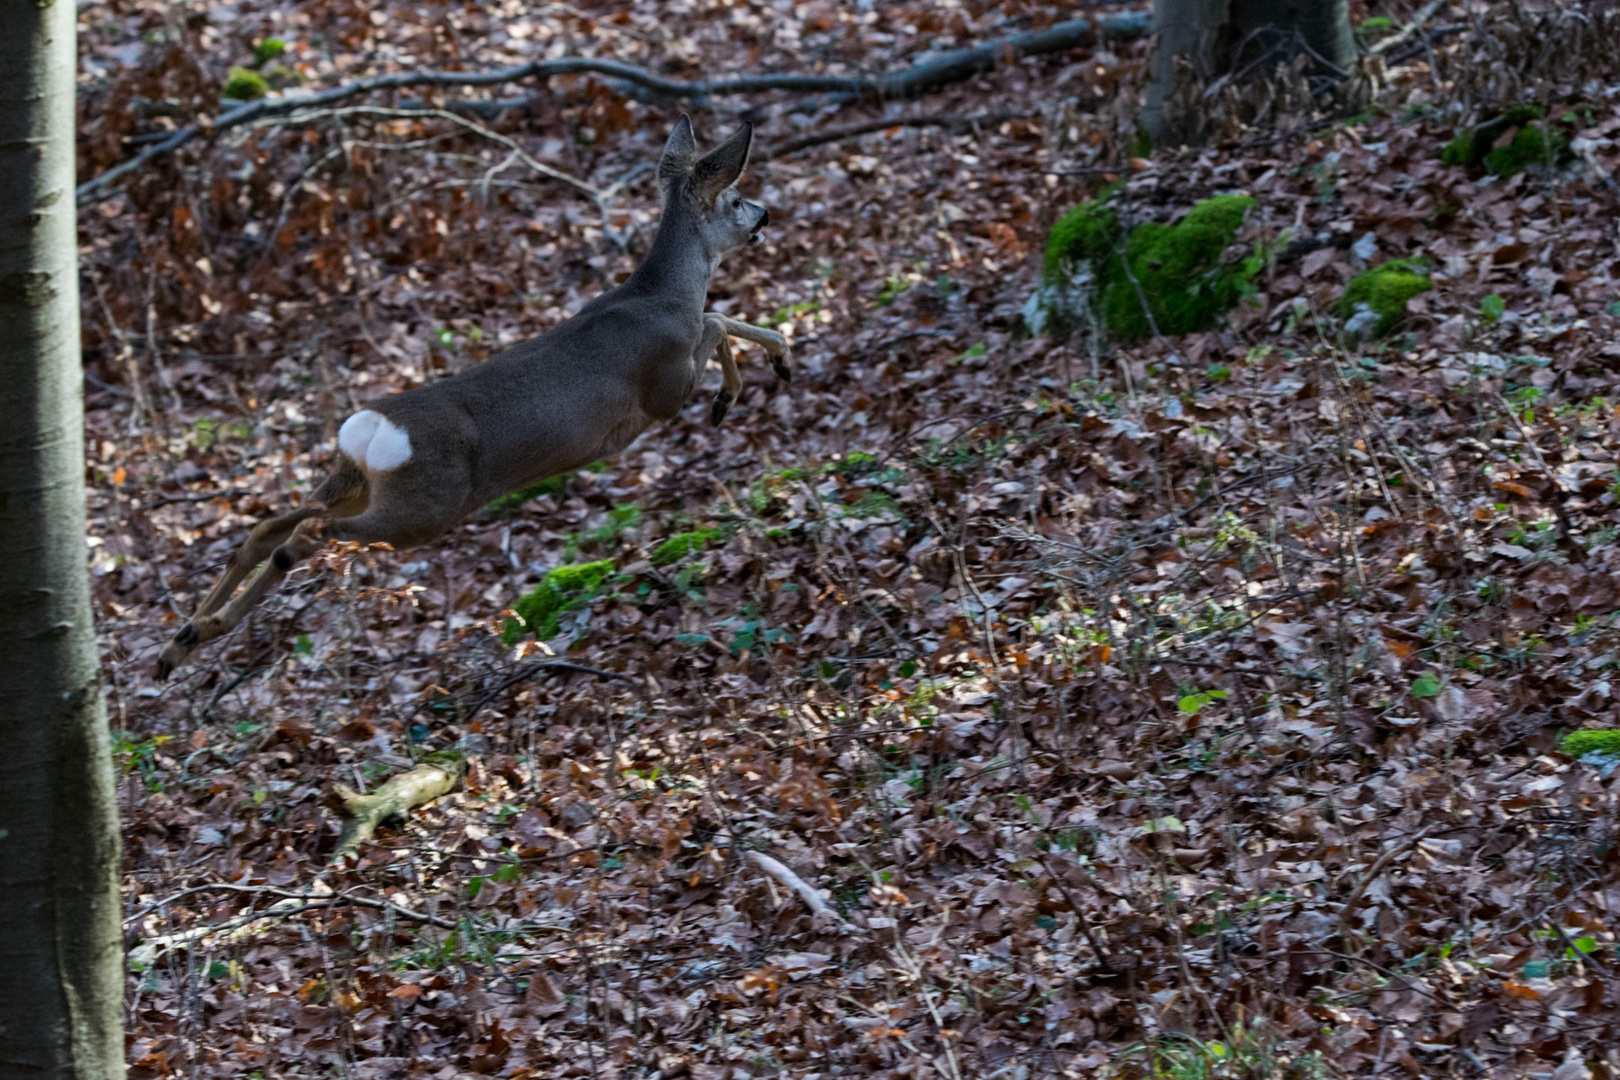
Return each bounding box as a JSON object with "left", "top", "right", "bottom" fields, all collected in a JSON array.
[
  {"left": 330, "top": 754, "right": 465, "bottom": 863},
  {"left": 77, "top": 12, "right": 1150, "bottom": 201}
]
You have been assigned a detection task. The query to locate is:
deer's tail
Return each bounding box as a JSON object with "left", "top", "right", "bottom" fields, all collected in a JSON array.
[{"left": 313, "top": 455, "right": 370, "bottom": 517}]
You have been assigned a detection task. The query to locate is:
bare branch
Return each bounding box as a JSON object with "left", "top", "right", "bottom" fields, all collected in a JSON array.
[{"left": 77, "top": 13, "right": 1149, "bottom": 201}]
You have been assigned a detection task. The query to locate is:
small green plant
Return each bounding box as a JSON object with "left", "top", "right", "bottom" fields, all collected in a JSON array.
[
  {"left": 502, "top": 561, "right": 617, "bottom": 643},
  {"left": 576, "top": 504, "right": 641, "bottom": 553},
  {"left": 1510, "top": 384, "right": 1542, "bottom": 422},
  {"left": 650, "top": 527, "right": 722, "bottom": 565},
  {"left": 1481, "top": 293, "right": 1507, "bottom": 323},
  {"left": 840, "top": 490, "right": 902, "bottom": 520},
  {"left": 1410, "top": 673, "right": 1441, "bottom": 698},
  {"left": 1333, "top": 257, "right": 1433, "bottom": 338},
  {"left": 252, "top": 37, "right": 287, "bottom": 66},
  {"left": 725, "top": 615, "right": 792, "bottom": 656},
  {"left": 1355, "top": 15, "right": 1394, "bottom": 43},
  {"left": 112, "top": 732, "right": 173, "bottom": 792},
  {"left": 766, "top": 299, "right": 822, "bottom": 325},
  {"left": 876, "top": 274, "right": 911, "bottom": 305},
  {"left": 1177, "top": 688, "right": 1228, "bottom": 715},
  {"left": 222, "top": 66, "right": 269, "bottom": 101}
]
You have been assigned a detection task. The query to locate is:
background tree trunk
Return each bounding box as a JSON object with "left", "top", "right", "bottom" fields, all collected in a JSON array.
[
  {"left": 1143, "top": 0, "right": 1354, "bottom": 143},
  {"left": 0, "top": 0, "right": 126, "bottom": 1076}
]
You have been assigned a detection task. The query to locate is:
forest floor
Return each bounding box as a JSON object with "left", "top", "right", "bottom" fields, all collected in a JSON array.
[{"left": 77, "top": 1, "right": 1619, "bottom": 1077}]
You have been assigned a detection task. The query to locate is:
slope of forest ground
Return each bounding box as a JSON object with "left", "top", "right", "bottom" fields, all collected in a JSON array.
[{"left": 77, "top": 1, "right": 1619, "bottom": 1077}]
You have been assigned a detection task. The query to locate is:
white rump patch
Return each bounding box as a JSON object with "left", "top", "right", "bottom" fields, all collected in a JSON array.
[{"left": 338, "top": 409, "right": 413, "bottom": 471}]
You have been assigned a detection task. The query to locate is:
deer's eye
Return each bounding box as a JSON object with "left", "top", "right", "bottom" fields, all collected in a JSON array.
[{"left": 732, "top": 197, "right": 742, "bottom": 208}]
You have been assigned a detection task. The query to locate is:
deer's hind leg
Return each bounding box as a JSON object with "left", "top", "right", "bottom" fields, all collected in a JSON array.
[
  {"left": 157, "top": 460, "right": 369, "bottom": 679},
  {"left": 188, "top": 506, "right": 323, "bottom": 622},
  {"left": 156, "top": 515, "right": 332, "bottom": 679}
]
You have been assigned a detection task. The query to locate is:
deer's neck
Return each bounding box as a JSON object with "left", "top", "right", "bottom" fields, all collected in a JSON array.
[{"left": 626, "top": 212, "right": 715, "bottom": 310}]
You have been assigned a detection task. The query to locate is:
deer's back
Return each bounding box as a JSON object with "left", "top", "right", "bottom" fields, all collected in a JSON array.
[{"left": 369, "top": 290, "right": 703, "bottom": 501}]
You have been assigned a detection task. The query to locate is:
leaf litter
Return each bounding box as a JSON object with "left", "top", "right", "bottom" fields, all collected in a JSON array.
[{"left": 77, "top": 0, "right": 1620, "bottom": 1076}]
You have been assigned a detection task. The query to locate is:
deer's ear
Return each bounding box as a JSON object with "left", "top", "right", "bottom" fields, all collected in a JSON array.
[
  {"left": 691, "top": 121, "right": 752, "bottom": 203},
  {"left": 659, "top": 115, "right": 697, "bottom": 185}
]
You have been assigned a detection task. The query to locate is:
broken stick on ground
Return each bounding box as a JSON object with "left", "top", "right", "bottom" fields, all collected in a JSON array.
[{"left": 330, "top": 754, "right": 466, "bottom": 863}]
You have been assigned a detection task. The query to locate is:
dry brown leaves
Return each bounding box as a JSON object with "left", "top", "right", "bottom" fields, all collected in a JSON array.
[{"left": 79, "top": 1, "right": 1620, "bottom": 1077}]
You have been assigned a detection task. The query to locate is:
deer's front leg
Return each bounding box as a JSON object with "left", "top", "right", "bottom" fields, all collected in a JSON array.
[
  {"left": 696, "top": 313, "right": 743, "bottom": 426},
  {"left": 709, "top": 333, "right": 743, "bottom": 426},
  {"left": 710, "top": 313, "right": 792, "bottom": 384}
]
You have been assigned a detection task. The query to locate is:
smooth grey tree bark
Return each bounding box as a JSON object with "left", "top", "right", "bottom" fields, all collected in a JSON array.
[
  {"left": 0, "top": 0, "right": 126, "bottom": 1077},
  {"left": 1144, "top": 0, "right": 1354, "bottom": 142}
]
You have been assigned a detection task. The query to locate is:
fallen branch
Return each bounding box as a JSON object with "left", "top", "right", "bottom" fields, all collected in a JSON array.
[
  {"left": 743, "top": 850, "right": 857, "bottom": 929},
  {"left": 330, "top": 754, "right": 465, "bottom": 863},
  {"left": 127, "top": 883, "right": 466, "bottom": 964},
  {"left": 1368, "top": 0, "right": 1444, "bottom": 55},
  {"left": 760, "top": 110, "right": 1029, "bottom": 160},
  {"left": 77, "top": 12, "right": 1150, "bottom": 201}
]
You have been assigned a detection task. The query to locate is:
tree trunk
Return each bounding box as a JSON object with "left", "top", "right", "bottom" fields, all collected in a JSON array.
[
  {"left": 0, "top": 0, "right": 126, "bottom": 1076},
  {"left": 1143, "top": 0, "right": 1354, "bottom": 143}
]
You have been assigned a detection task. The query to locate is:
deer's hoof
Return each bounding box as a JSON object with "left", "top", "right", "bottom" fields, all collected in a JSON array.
[
  {"left": 770, "top": 347, "right": 793, "bottom": 384},
  {"left": 155, "top": 641, "right": 189, "bottom": 681},
  {"left": 173, "top": 622, "right": 200, "bottom": 647},
  {"left": 710, "top": 390, "right": 733, "bottom": 426}
]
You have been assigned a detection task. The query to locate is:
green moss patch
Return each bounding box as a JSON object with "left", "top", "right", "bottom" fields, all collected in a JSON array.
[
  {"left": 1560, "top": 729, "right": 1620, "bottom": 758},
  {"left": 223, "top": 66, "right": 269, "bottom": 101},
  {"left": 1031, "top": 192, "right": 1258, "bottom": 340},
  {"left": 1333, "top": 257, "right": 1433, "bottom": 337},
  {"left": 1442, "top": 105, "right": 1568, "bottom": 177},
  {"left": 501, "top": 560, "right": 616, "bottom": 644},
  {"left": 478, "top": 475, "right": 570, "bottom": 517},
  {"left": 651, "top": 528, "right": 723, "bottom": 565},
  {"left": 253, "top": 37, "right": 287, "bottom": 67}
]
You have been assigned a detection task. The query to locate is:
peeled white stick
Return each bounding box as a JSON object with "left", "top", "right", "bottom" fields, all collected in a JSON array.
[{"left": 744, "top": 850, "right": 854, "bottom": 928}]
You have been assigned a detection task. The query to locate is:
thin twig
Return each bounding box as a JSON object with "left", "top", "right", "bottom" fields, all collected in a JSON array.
[
  {"left": 461, "top": 659, "right": 636, "bottom": 722},
  {"left": 1338, "top": 830, "right": 1429, "bottom": 943}
]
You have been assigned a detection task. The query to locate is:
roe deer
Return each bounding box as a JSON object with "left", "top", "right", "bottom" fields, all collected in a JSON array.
[{"left": 157, "top": 116, "right": 789, "bottom": 678}]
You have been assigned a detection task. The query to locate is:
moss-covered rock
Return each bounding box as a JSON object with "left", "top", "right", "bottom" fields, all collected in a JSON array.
[
  {"left": 223, "top": 66, "right": 269, "bottom": 101},
  {"left": 1442, "top": 105, "right": 1567, "bottom": 177},
  {"left": 1333, "top": 257, "right": 1433, "bottom": 338},
  {"left": 1029, "top": 192, "right": 1258, "bottom": 341},
  {"left": 501, "top": 560, "right": 616, "bottom": 643},
  {"left": 1560, "top": 729, "right": 1620, "bottom": 758},
  {"left": 651, "top": 528, "right": 723, "bottom": 565}
]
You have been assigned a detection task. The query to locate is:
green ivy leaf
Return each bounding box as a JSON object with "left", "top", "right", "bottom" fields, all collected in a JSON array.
[{"left": 1411, "top": 675, "right": 1441, "bottom": 698}]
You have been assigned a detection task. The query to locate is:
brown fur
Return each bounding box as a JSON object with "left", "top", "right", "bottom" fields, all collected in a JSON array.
[{"left": 157, "top": 117, "right": 789, "bottom": 679}]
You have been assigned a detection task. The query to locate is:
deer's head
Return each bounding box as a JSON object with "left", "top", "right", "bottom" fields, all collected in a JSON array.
[{"left": 658, "top": 115, "right": 768, "bottom": 259}]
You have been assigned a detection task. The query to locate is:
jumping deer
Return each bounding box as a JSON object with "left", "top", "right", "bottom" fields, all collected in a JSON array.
[{"left": 157, "top": 116, "right": 790, "bottom": 679}]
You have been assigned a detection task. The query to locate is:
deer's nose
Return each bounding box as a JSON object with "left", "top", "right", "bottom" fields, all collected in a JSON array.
[{"left": 756, "top": 207, "right": 770, "bottom": 227}]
